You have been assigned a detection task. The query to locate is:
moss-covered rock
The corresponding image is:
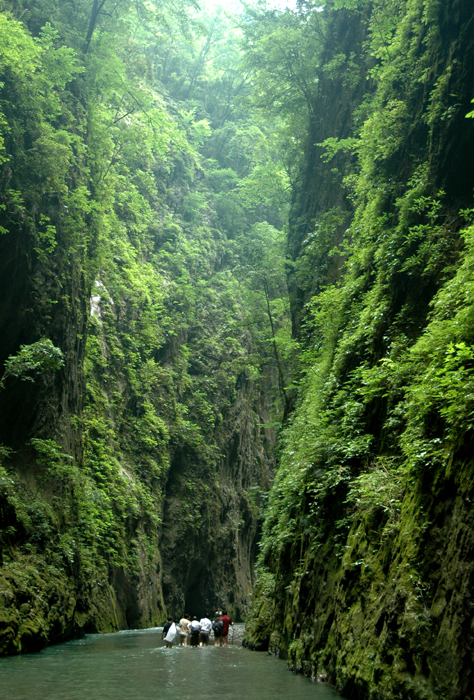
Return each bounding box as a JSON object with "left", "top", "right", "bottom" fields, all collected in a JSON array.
[{"left": 244, "top": 1, "right": 474, "bottom": 698}]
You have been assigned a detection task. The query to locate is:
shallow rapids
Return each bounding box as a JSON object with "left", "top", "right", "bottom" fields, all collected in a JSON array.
[{"left": 0, "top": 625, "right": 344, "bottom": 700}]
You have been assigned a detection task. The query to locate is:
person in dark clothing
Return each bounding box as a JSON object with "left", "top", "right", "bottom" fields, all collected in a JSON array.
[
  {"left": 212, "top": 611, "right": 224, "bottom": 646},
  {"left": 161, "top": 617, "right": 174, "bottom": 648}
]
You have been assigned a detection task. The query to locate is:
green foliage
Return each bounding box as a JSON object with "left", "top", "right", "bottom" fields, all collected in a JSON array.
[
  {"left": 0, "top": 0, "right": 285, "bottom": 647},
  {"left": 317, "top": 137, "right": 360, "bottom": 163},
  {"left": 345, "top": 457, "right": 405, "bottom": 523},
  {"left": 7, "top": 0, "right": 472, "bottom": 688},
  {"left": 1, "top": 340, "right": 63, "bottom": 386},
  {"left": 244, "top": 1, "right": 474, "bottom": 697}
]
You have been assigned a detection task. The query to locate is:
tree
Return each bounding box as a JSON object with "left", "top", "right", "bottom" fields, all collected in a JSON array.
[
  {"left": 0, "top": 339, "right": 64, "bottom": 388},
  {"left": 234, "top": 222, "right": 291, "bottom": 402}
]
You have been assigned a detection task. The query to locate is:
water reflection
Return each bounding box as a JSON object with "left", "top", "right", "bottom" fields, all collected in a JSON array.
[{"left": 0, "top": 626, "right": 343, "bottom": 700}]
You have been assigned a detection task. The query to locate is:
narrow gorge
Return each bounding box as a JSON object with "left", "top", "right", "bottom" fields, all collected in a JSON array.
[{"left": 1, "top": 1, "right": 474, "bottom": 699}]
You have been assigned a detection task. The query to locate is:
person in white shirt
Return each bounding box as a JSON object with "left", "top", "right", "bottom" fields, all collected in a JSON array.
[
  {"left": 189, "top": 617, "right": 201, "bottom": 647},
  {"left": 199, "top": 616, "right": 212, "bottom": 646},
  {"left": 178, "top": 614, "right": 191, "bottom": 646}
]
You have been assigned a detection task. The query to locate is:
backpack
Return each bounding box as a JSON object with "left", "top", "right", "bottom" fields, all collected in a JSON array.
[{"left": 212, "top": 619, "right": 224, "bottom": 633}]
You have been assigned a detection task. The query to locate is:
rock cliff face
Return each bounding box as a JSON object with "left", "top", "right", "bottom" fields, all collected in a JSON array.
[
  {"left": 286, "top": 7, "right": 371, "bottom": 336},
  {"left": 0, "top": 224, "right": 165, "bottom": 652},
  {"left": 0, "top": 189, "right": 280, "bottom": 650},
  {"left": 0, "top": 5, "right": 280, "bottom": 652},
  {"left": 0, "top": 217, "right": 276, "bottom": 652},
  {"left": 244, "top": 2, "right": 474, "bottom": 699},
  {"left": 160, "top": 372, "right": 273, "bottom": 620}
]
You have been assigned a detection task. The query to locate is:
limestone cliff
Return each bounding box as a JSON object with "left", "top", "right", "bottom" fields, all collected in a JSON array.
[
  {"left": 244, "top": 2, "right": 474, "bottom": 699},
  {"left": 0, "top": 3, "right": 280, "bottom": 653},
  {"left": 160, "top": 371, "right": 273, "bottom": 620}
]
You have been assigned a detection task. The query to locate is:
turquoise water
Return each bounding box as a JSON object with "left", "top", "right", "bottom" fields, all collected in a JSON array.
[{"left": 0, "top": 626, "right": 343, "bottom": 700}]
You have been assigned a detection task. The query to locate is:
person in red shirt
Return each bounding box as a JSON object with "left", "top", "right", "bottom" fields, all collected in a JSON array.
[{"left": 220, "top": 610, "right": 233, "bottom": 646}]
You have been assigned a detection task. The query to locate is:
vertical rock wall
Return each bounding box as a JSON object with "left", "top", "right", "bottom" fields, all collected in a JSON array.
[
  {"left": 244, "top": 2, "right": 474, "bottom": 699},
  {"left": 0, "top": 11, "right": 280, "bottom": 650},
  {"left": 160, "top": 372, "right": 274, "bottom": 620}
]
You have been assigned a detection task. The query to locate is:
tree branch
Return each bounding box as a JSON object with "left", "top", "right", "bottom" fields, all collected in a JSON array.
[{"left": 84, "top": 0, "right": 109, "bottom": 53}]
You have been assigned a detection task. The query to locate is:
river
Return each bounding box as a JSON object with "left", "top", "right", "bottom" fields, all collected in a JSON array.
[{"left": 0, "top": 626, "right": 344, "bottom": 700}]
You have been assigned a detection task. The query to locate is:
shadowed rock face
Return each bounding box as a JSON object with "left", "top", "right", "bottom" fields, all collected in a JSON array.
[
  {"left": 160, "top": 374, "right": 274, "bottom": 622},
  {"left": 0, "top": 307, "right": 274, "bottom": 654}
]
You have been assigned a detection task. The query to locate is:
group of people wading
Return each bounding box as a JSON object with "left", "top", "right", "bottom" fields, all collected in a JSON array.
[{"left": 161, "top": 610, "right": 233, "bottom": 648}]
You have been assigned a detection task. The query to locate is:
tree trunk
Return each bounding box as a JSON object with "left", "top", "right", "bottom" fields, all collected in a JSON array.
[
  {"left": 263, "top": 278, "right": 286, "bottom": 402},
  {"left": 83, "top": 0, "right": 108, "bottom": 53}
]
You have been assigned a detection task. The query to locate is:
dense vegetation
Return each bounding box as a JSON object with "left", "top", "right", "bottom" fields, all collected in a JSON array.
[
  {"left": 0, "top": 0, "right": 290, "bottom": 652},
  {"left": 1, "top": 0, "right": 474, "bottom": 698},
  {"left": 242, "top": 1, "right": 474, "bottom": 699}
]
